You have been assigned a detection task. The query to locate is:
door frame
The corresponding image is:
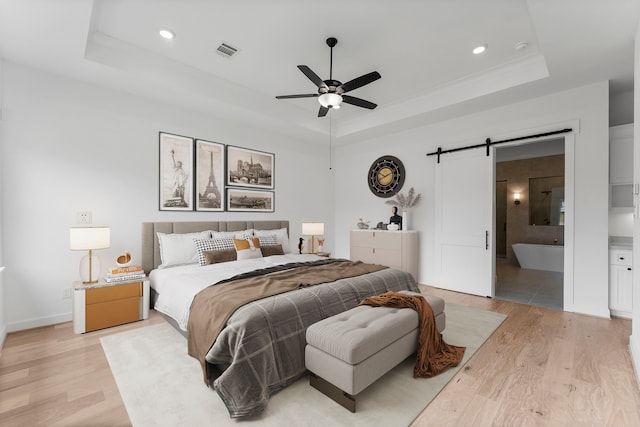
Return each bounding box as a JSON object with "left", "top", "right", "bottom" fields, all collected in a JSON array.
[{"left": 490, "top": 130, "right": 575, "bottom": 311}]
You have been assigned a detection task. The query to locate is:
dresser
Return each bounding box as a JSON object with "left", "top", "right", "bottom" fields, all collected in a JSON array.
[{"left": 350, "top": 230, "right": 418, "bottom": 281}]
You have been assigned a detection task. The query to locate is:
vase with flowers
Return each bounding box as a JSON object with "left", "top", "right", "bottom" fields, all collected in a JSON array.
[{"left": 385, "top": 187, "right": 422, "bottom": 230}]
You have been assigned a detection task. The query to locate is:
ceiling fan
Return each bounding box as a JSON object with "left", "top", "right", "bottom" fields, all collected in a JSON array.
[{"left": 276, "top": 37, "right": 381, "bottom": 117}]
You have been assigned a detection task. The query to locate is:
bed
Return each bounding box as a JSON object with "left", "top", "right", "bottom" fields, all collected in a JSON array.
[{"left": 142, "top": 220, "right": 420, "bottom": 418}]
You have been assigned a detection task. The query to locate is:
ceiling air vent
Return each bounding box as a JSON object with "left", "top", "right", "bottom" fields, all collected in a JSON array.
[{"left": 216, "top": 42, "right": 239, "bottom": 58}]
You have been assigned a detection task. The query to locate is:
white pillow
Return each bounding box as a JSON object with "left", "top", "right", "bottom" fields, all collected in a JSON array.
[
  {"left": 157, "top": 231, "right": 211, "bottom": 268},
  {"left": 212, "top": 229, "right": 253, "bottom": 239},
  {"left": 254, "top": 228, "right": 291, "bottom": 253}
]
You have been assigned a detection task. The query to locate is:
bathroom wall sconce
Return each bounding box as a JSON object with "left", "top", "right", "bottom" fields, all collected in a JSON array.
[{"left": 514, "top": 193, "right": 521, "bottom": 206}]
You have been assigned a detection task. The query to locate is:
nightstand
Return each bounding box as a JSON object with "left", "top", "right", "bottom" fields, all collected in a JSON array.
[{"left": 73, "top": 278, "right": 150, "bottom": 334}]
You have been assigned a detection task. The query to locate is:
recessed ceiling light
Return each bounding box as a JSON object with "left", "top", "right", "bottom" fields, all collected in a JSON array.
[
  {"left": 158, "top": 28, "right": 175, "bottom": 40},
  {"left": 472, "top": 44, "right": 487, "bottom": 55}
]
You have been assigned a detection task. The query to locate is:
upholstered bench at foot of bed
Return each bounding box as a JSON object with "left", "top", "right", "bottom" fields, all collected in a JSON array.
[{"left": 304, "top": 290, "right": 445, "bottom": 412}]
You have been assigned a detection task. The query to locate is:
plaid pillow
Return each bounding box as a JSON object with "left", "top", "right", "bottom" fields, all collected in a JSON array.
[
  {"left": 257, "top": 234, "right": 278, "bottom": 247},
  {"left": 194, "top": 238, "right": 235, "bottom": 266}
]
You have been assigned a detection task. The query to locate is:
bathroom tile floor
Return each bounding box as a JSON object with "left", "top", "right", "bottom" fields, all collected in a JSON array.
[{"left": 494, "top": 258, "right": 563, "bottom": 310}]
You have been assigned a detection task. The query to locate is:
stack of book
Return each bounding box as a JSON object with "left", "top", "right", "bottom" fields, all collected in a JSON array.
[{"left": 105, "top": 265, "right": 146, "bottom": 283}]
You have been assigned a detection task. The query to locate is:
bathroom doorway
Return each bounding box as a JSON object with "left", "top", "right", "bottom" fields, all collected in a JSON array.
[
  {"left": 495, "top": 180, "right": 507, "bottom": 258},
  {"left": 493, "top": 138, "right": 565, "bottom": 310}
]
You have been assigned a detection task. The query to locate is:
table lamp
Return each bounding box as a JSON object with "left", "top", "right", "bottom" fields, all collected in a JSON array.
[
  {"left": 302, "top": 222, "right": 324, "bottom": 254},
  {"left": 70, "top": 226, "right": 110, "bottom": 284}
]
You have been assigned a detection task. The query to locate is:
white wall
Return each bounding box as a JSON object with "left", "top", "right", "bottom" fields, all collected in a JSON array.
[
  {"left": 0, "top": 61, "right": 334, "bottom": 332},
  {"left": 0, "top": 58, "right": 5, "bottom": 347},
  {"left": 630, "top": 23, "right": 640, "bottom": 384},
  {"left": 333, "top": 81, "right": 610, "bottom": 318},
  {"left": 610, "top": 89, "right": 634, "bottom": 126},
  {"left": 609, "top": 211, "right": 634, "bottom": 237}
]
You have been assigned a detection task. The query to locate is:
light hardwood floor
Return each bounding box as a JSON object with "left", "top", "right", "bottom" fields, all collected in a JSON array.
[{"left": 1, "top": 287, "right": 639, "bottom": 427}]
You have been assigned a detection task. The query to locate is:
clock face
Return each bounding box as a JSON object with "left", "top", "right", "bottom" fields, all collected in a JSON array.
[{"left": 368, "top": 155, "right": 405, "bottom": 198}]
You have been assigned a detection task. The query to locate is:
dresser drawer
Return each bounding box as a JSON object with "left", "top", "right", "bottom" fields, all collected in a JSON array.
[
  {"left": 86, "top": 282, "right": 142, "bottom": 304},
  {"left": 350, "top": 230, "right": 401, "bottom": 250},
  {"left": 610, "top": 250, "right": 632, "bottom": 267}
]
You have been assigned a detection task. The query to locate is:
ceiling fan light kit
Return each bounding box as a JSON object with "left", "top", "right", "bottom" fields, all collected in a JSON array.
[
  {"left": 318, "top": 93, "right": 342, "bottom": 109},
  {"left": 276, "top": 37, "right": 381, "bottom": 117}
]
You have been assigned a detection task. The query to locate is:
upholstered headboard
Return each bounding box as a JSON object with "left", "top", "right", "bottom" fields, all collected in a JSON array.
[{"left": 141, "top": 220, "right": 290, "bottom": 273}]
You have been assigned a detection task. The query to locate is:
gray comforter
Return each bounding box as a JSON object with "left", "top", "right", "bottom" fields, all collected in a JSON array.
[{"left": 204, "top": 264, "right": 420, "bottom": 418}]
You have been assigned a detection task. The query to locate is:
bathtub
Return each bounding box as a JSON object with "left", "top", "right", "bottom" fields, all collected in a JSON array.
[{"left": 512, "top": 243, "right": 564, "bottom": 272}]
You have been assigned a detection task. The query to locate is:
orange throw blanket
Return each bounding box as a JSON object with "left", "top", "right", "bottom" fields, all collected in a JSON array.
[{"left": 359, "top": 291, "right": 466, "bottom": 378}]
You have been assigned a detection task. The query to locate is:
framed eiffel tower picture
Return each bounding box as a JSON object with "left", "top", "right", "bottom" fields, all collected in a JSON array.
[{"left": 195, "top": 139, "right": 225, "bottom": 211}]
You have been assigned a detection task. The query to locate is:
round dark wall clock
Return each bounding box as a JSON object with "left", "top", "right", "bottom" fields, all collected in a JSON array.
[{"left": 368, "top": 155, "right": 405, "bottom": 198}]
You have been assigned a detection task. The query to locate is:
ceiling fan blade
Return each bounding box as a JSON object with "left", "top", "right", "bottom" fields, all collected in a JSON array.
[
  {"left": 342, "top": 95, "right": 377, "bottom": 109},
  {"left": 318, "top": 106, "right": 329, "bottom": 117},
  {"left": 275, "top": 94, "right": 318, "bottom": 99},
  {"left": 339, "top": 71, "right": 381, "bottom": 93},
  {"left": 298, "top": 65, "right": 327, "bottom": 89}
]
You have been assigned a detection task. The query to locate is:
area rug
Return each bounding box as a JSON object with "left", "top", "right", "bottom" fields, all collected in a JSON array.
[{"left": 101, "top": 303, "right": 505, "bottom": 426}]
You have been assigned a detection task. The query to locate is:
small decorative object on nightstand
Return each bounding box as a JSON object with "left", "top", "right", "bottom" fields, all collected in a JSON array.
[
  {"left": 302, "top": 222, "right": 324, "bottom": 254},
  {"left": 316, "top": 252, "right": 331, "bottom": 258},
  {"left": 116, "top": 251, "right": 132, "bottom": 267},
  {"left": 73, "top": 277, "right": 150, "bottom": 334}
]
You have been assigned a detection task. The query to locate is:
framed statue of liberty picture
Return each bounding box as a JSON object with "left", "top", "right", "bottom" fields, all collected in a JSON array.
[
  {"left": 195, "top": 139, "right": 225, "bottom": 211},
  {"left": 159, "top": 132, "right": 194, "bottom": 211}
]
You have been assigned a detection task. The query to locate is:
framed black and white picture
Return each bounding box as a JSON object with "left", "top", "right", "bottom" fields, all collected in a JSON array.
[
  {"left": 227, "top": 188, "right": 274, "bottom": 212},
  {"left": 195, "top": 139, "right": 225, "bottom": 211},
  {"left": 159, "top": 132, "right": 194, "bottom": 211},
  {"left": 226, "top": 146, "right": 274, "bottom": 189}
]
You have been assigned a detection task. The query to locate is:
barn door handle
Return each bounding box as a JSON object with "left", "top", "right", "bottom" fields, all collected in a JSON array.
[{"left": 485, "top": 230, "right": 489, "bottom": 250}]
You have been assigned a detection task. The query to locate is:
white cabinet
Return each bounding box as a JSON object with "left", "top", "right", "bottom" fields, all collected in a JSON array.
[
  {"left": 350, "top": 230, "right": 418, "bottom": 281},
  {"left": 609, "top": 248, "right": 632, "bottom": 318},
  {"left": 609, "top": 124, "right": 634, "bottom": 208}
]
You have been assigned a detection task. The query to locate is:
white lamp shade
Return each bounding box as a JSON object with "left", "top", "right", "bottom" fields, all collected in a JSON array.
[
  {"left": 318, "top": 93, "right": 342, "bottom": 109},
  {"left": 70, "top": 226, "right": 110, "bottom": 250},
  {"left": 302, "top": 222, "right": 325, "bottom": 236}
]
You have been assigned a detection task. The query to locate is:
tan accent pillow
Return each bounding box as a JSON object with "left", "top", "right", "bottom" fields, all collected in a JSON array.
[
  {"left": 261, "top": 244, "right": 284, "bottom": 257},
  {"left": 203, "top": 248, "right": 238, "bottom": 265},
  {"left": 233, "top": 238, "right": 263, "bottom": 260}
]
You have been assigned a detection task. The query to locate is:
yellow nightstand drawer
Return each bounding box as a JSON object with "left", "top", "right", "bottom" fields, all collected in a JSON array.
[
  {"left": 86, "top": 281, "right": 142, "bottom": 304},
  {"left": 86, "top": 297, "right": 140, "bottom": 332}
]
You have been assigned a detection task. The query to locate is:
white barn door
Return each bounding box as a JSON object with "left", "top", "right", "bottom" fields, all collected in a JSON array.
[{"left": 434, "top": 148, "right": 494, "bottom": 297}]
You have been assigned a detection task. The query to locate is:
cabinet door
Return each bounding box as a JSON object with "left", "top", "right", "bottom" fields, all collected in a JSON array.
[{"left": 610, "top": 265, "right": 633, "bottom": 314}]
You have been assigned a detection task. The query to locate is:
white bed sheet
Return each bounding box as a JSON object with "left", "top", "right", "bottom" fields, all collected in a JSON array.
[{"left": 150, "top": 253, "right": 324, "bottom": 331}]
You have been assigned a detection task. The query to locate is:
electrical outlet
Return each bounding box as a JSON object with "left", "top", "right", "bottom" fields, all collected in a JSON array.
[
  {"left": 63, "top": 287, "right": 72, "bottom": 299},
  {"left": 77, "top": 211, "right": 92, "bottom": 224}
]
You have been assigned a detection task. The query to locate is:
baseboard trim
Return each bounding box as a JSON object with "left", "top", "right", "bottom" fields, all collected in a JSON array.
[
  {"left": 630, "top": 334, "right": 640, "bottom": 388},
  {"left": 0, "top": 324, "right": 7, "bottom": 353},
  {"left": 6, "top": 312, "right": 72, "bottom": 333}
]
